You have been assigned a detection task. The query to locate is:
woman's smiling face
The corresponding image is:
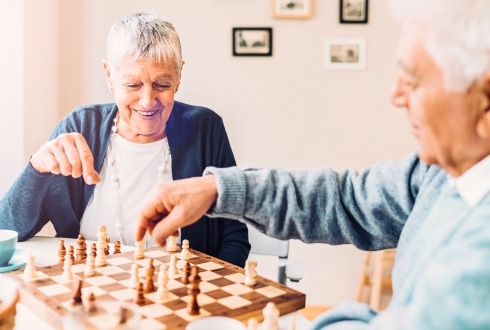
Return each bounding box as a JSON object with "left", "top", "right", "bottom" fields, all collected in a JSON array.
[{"left": 104, "top": 57, "right": 181, "bottom": 143}]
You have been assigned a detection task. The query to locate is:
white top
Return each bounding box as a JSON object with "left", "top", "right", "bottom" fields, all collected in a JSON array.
[{"left": 81, "top": 135, "right": 172, "bottom": 247}]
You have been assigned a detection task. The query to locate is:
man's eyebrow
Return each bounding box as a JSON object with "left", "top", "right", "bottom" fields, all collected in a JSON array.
[{"left": 397, "top": 60, "right": 417, "bottom": 78}]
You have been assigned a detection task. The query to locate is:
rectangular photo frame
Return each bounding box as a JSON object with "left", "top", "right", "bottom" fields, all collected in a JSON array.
[
  {"left": 272, "top": 0, "right": 314, "bottom": 19},
  {"left": 340, "top": 0, "right": 368, "bottom": 24},
  {"left": 233, "top": 27, "right": 273, "bottom": 57},
  {"left": 324, "top": 38, "right": 366, "bottom": 70}
]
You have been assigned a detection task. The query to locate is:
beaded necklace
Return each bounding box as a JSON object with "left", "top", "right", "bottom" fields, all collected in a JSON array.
[{"left": 108, "top": 113, "right": 170, "bottom": 245}]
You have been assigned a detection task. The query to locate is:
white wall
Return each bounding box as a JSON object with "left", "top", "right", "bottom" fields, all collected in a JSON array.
[
  {"left": 6, "top": 0, "right": 417, "bottom": 306},
  {"left": 0, "top": 1, "right": 24, "bottom": 196}
]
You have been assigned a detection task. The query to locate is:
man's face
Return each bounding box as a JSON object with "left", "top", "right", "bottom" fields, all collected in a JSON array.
[{"left": 391, "top": 25, "right": 486, "bottom": 176}]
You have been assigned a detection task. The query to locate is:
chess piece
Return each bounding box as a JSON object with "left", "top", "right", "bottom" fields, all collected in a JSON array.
[
  {"left": 166, "top": 236, "right": 178, "bottom": 252},
  {"left": 58, "top": 240, "right": 66, "bottom": 264},
  {"left": 134, "top": 240, "right": 144, "bottom": 259},
  {"left": 134, "top": 282, "right": 145, "bottom": 305},
  {"left": 84, "top": 292, "right": 97, "bottom": 313},
  {"left": 187, "top": 266, "right": 201, "bottom": 315},
  {"left": 113, "top": 241, "right": 121, "bottom": 254},
  {"left": 71, "top": 280, "right": 83, "bottom": 306},
  {"left": 69, "top": 245, "right": 75, "bottom": 263},
  {"left": 156, "top": 264, "right": 169, "bottom": 301},
  {"left": 182, "top": 262, "right": 191, "bottom": 284},
  {"left": 62, "top": 256, "right": 73, "bottom": 281},
  {"left": 84, "top": 250, "right": 96, "bottom": 276},
  {"left": 245, "top": 260, "right": 258, "bottom": 286},
  {"left": 129, "top": 263, "right": 140, "bottom": 289},
  {"left": 23, "top": 253, "right": 37, "bottom": 280},
  {"left": 105, "top": 237, "right": 110, "bottom": 255},
  {"left": 180, "top": 239, "right": 191, "bottom": 259},
  {"left": 262, "top": 302, "right": 280, "bottom": 330},
  {"left": 76, "top": 234, "right": 86, "bottom": 261},
  {"left": 144, "top": 258, "right": 155, "bottom": 293},
  {"left": 95, "top": 225, "right": 108, "bottom": 266},
  {"left": 168, "top": 254, "right": 179, "bottom": 276},
  {"left": 247, "top": 317, "right": 258, "bottom": 330}
]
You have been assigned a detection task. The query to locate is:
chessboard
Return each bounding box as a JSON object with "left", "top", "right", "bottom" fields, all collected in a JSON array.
[{"left": 7, "top": 242, "right": 306, "bottom": 329}]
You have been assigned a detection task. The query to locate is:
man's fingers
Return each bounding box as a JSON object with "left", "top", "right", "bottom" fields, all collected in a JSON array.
[{"left": 151, "top": 207, "right": 186, "bottom": 246}]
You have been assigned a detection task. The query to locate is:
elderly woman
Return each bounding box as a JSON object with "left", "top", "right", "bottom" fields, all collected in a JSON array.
[{"left": 0, "top": 12, "right": 250, "bottom": 267}]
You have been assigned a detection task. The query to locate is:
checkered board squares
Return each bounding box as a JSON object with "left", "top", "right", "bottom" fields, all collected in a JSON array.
[{"left": 8, "top": 245, "right": 305, "bottom": 330}]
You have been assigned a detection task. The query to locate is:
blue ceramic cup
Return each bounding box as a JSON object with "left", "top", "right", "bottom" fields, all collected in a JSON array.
[{"left": 0, "top": 229, "right": 18, "bottom": 266}]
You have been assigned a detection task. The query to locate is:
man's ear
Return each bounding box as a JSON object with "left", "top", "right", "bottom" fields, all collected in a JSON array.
[{"left": 102, "top": 60, "right": 113, "bottom": 93}]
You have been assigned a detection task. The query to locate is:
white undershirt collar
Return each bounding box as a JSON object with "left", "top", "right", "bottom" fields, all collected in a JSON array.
[{"left": 447, "top": 154, "right": 490, "bottom": 207}]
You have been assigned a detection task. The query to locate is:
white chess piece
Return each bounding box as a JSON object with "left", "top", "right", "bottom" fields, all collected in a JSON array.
[
  {"left": 62, "top": 256, "right": 73, "bottom": 281},
  {"left": 23, "top": 253, "right": 37, "bottom": 280},
  {"left": 95, "top": 225, "right": 108, "bottom": 267},
  {"left": 129, "top": 263, "right": 140, "bottom": 289},
  {"left": 168, "top": 254, "right": 179, "bottom": 277},
  {"left": 180, "top": 239, "right": 191, "bottom": 259},
  {"left": 262, "top": 302, "right": 280, "bottom": 330},
  {"left": 134, "top": 240, "right": 144, "bottom": 259},
  {"left": 84, "top": 252, "right": 95, "bottom": 276},
  {"left": 156, "top": 264, "right": 169, "bottom": 301},
  {"left": 166, "top": 236, "right": 178, "bottom": 252},
  {"left": 245, "top": 260, "right": 257, "bottom": 285}
]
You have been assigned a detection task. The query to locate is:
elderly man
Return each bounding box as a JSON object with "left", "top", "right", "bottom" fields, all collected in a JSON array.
[{"left": 136, "top": 0, "right": 490, "bottom": 328}]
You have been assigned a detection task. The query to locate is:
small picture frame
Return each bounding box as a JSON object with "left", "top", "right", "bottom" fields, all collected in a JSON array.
[
  {"left": 272, "top": 0, "right": 314, "bottom": 19},
  {"left": 324, "top": 38, "right": 366, "bottom": 70},
  {"left": 339, "top": 0, "right": 368, "bottom": 24},
  {"left": 232, "top": 27, "right": 273, "bottom": 57}
]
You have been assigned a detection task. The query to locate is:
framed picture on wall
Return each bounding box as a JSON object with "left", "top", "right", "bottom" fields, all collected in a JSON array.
[
  {"left": 272, "top": 0, "right": 314, "bottom": 19},
  {"left": 339, "top": 0, "right": 368, "bottom": 24},
  {"left": 324, "top": 38, "right": 366, "bottom": 70},
  {"left": 232, "top": 27, "right": 273, "bottom": 57}
]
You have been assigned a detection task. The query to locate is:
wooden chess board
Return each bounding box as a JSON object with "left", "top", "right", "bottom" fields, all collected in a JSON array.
[{"left": 7, "top": 245, "right": 306, "bottom": 329}]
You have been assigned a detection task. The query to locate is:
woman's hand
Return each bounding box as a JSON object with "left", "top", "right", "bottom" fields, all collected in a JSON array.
[{"left": 30, "top": 132, "right": 101, "bottom": 185}]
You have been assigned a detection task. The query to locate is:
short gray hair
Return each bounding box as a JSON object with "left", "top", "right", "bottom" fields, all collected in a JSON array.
[
  {"left": 390, "top": 0, "right": 490, "bottom": 91},
  {"left": 106, "top": 11, "right": 183, "bottom": 74}
]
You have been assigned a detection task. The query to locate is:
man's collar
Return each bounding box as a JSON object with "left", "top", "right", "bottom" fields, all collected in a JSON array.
[{"left": 448, "top": 154, "right": 490, "bottom": 207}]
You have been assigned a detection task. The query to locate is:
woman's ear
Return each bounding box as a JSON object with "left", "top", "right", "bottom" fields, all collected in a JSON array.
[
  {"left": 102, "top": 60, "right": 113, "bottom": 93},
  {"left": 175, "top": 61, "right": 185, "bottom": 93},
  {"left": 476, "top": 73, "right": 490, "bottom": 139}
]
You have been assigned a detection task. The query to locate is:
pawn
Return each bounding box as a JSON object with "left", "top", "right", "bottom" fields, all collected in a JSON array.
[
  {"left": 156, "top": 264, "right": 169, "bottom": 301},
  {"left": 166, "top": 236, "right": 178, "bottom": 252},
  {"left": 180, "top": 239, "right": 191, "bottom": 259},
  {"left": 134, "top": 240, "right": 144, "bottom": 259},
  {"left": 262, "top": 302, "right": 280, "bottom": 330},
  {"left": 134, "top": 282, "right": 145, "bottom": 305},
  {"left": 113, "top": 241, "right": 121, "bottom": 254},
  {"left": 62, "top": 256, "right": 73, "bottom": 281},
  {"left": 168, "top": 254, "right": 179, "bottom": 276},
  {"left": 69, "top": 245, "right": 75, "bottom": 263},
  {"left": 129, "top": 263, "right": 140, "bottom": 289},
  {"left": 84, "top": 292, "right": 97, "bottom": 313},
  {"left": 84, "top": 250, "right": 96, "bottom": 276},
  {"left": 23, "top": 253, "right": 37, "bottom": 280},
  {"left": 182, "top": 262, "right": 191, "bottom": 284},
  {"left": 58, "top": 240, "right": 66, "bottom": 264}
]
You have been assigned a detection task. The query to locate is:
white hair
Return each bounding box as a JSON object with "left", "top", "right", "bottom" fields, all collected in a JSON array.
[
  {"left": 106, "top": 11, "right": 183, "bottom": 73},
  {"left": 389, "top": 0, "right": 490, "bottom": 91}
]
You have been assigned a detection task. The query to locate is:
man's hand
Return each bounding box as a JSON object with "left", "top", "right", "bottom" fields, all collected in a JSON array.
[
  {"left": 136, "top": 175, "right": 218, "bottom": 246},
  {"left": 30, "top": 133, "right": 101, "bottom": 185}
]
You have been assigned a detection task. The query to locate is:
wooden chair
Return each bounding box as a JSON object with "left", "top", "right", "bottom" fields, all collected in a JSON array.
[{"left": 356, "top": 249, "right": 396, "bottom": 311}]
